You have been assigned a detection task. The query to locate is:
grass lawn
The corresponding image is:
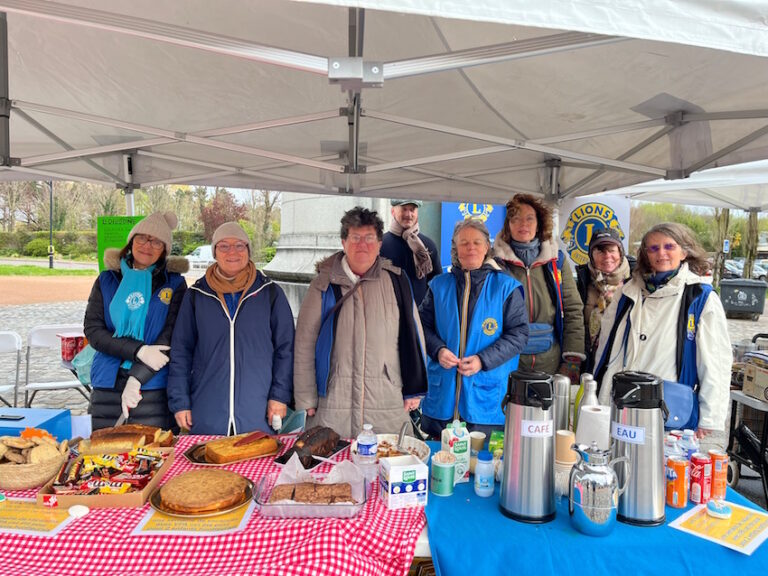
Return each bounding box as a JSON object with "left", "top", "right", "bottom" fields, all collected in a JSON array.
[{"left": 0, "top": 265, "right": 97, "bottom": 276}]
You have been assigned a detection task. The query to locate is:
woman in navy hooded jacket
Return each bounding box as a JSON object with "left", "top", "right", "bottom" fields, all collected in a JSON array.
[
  {"left": 419, "top": 218, "right": 529, "bottom": 439},
  {"left": 168, "top": 222, "right": 294, "bottom": 435}
]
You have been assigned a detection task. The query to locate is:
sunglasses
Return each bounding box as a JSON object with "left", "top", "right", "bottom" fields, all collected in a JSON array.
[{"left": 646, "top": 242, "right": 679, "bottom": 253}]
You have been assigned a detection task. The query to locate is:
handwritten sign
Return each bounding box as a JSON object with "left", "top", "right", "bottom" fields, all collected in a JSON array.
[
  {"left": 132, "top": 501, "right": 255, "bottom": 536},
  {"left": 670, "top": 501, "right": 768, "bottom": 555},
  {"left": 0, "top": 498, "right": 74, "bottom": 536}
]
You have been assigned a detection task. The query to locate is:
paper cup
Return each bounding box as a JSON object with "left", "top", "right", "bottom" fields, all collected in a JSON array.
[
  {"left": 469, "top": 431, "right": 486, "bottom": 455},
  {"left": 555, "top": 430, "right": 578, "bottom": 464},
  {"left": 430, "top": 451, "right": 456, "bottom": 496}
]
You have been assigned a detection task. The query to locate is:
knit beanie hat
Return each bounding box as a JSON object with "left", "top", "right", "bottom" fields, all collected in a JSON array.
[
  {"left": 211, "top": 221, "right": 251, "bottom": 253},
  {"left": 127, "top": 211, "right": 177, "bottom": 254}
]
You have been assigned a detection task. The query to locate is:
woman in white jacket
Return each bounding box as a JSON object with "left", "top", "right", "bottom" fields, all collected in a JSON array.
[{"left": 594, "top": 223, "right": 731, "bottom": 442}]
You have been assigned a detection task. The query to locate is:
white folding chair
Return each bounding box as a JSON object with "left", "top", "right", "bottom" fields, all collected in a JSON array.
[
  {"left": 0, "top": 331, "right": 23, "bottom": 407},
  {"left": 24, "top": 324, "right": 91, "bottom": 407}
]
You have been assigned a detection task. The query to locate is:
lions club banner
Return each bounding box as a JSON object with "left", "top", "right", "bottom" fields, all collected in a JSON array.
[{"left": 558, "top": 196, "right": 630, "bottom": 268}]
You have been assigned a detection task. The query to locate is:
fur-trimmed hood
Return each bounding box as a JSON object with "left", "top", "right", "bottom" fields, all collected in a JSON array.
[
  {"left": 103, "top": 248, "right": 189, "bottom": 274},
  {"left": 491, "top": 234, "right": 559, "bottom": 267}
]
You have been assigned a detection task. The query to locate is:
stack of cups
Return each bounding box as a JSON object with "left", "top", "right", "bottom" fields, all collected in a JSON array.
[{"left": 554, "top": 430, "right": 578, "bottom": 498}]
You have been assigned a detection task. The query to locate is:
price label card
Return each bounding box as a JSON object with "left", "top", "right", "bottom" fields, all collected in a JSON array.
[
  {"left": 0, "top": 498, "right": 75, "bottom": 537},
  {"left": 132, "top": 501, "right": 255, "bottom": 537},
  {"left": 670, "top": 501, "right": 768, "bottom": 555}
]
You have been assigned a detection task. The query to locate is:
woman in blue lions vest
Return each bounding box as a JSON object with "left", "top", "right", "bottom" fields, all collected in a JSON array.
[
  {"left": 84, "top": 212, "right": 188, "bottom": 430},
  {"left": 594, "top": 223, "right": 731, "bottom": 447},
  {"left": 419, "top": 218, "right": 529, "bottom": 438},
  {"left": 168, "top": 222, "right": 294, "bottom": 435}
]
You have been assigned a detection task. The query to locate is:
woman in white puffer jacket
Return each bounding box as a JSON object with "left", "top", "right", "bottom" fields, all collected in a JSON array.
[{"left": 594, "top": 223, "right": 731, "bottom": 442}]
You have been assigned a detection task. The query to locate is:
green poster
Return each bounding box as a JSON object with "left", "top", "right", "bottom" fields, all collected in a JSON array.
[{"left": 97, "top": 216, "right": 144, "bottom": 272}]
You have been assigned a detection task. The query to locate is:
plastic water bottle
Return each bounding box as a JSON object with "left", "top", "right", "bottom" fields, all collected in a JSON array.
[
  {"left": 664, "top": 434, "right": 684, "bottom": 460},
  {"left": 356, "top": 424, "right": 378, "bottom": 481},
  {"left": 679, "top": 429, "right": 699, "bottom": 460}
]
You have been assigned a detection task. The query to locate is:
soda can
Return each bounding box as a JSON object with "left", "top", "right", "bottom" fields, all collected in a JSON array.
[
  {"left": 709, "top": 449, "right": 729, "bottom": 501},
  {"left": 75, "top": 336, "right": 85, "bottom": 354},
  {"left": 60, "top": 336, "right": 77, "bottom": 362},
  {"left": 666, "top": 456, "right": 689, "bottom": 508},
  {"left": 690, "top": 452, "right": 712, "bottom": 504}
]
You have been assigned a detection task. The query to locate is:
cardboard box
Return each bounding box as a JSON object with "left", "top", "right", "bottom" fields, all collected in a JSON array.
[
  {"left": 36, "top": 447, "right": 174, "bottom": 508},
  {"left": 378, "top": 454, "right": 428, "bottom": 510},
  {"left": 743, "top": 363, "right": 768, "bottom": 402}
]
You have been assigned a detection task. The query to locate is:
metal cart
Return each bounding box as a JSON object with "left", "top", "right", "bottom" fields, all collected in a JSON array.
[{"left": 727, "top": 332, "right": 768, "bottom": 504}]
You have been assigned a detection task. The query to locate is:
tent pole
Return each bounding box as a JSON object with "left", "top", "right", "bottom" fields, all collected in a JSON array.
[
  {"left": 0, "top": 12, "right": 9, "bottom": 166},
  {"left": 123, "top": 154, "right": 135, "bottom": 216}
]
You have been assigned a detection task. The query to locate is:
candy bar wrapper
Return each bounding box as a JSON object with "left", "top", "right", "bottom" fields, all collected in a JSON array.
[{"left": 276, "top": 453, "right": 365, "bottom": 504}]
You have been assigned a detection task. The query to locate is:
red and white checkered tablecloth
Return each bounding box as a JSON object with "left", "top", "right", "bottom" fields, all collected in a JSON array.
[{"left": 0, "top": 435, "right": 426, "bottom": 576}]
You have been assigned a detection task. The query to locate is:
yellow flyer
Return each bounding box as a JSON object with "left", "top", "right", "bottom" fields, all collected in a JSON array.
[
  {"left": 131, "top": 501, "right": 255, "bottom": 536},
  {"left": 0, "top": 498, "right": 75, "bottom": 537},
  {"left": 670, "top": 501, "right": 768, "bottom": 555}
]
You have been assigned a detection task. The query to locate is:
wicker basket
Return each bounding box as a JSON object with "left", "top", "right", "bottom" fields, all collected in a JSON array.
[{"left": 0, "top": 454, "right": 66, "bottom": 490}]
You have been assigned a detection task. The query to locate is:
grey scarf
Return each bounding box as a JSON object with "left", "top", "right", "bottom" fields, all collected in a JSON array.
[
  {"left": 389, "top": 219, "right": 433, "bottom": 279},
  {"left": 509, "top": 238, "right": 541, "bottom": 268}
]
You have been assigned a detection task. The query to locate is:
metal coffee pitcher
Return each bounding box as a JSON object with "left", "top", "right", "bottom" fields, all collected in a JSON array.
[{"left": 569, "top": 442, "right": 630, "bottom": 537}]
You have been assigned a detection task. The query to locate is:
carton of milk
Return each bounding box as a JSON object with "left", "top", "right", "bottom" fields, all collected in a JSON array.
[
  {"left": 379, "top": 454, "right": 428, "bottom": 510},
  {"left": 441, "top": 421, "right": 470, "bottom": 484}
]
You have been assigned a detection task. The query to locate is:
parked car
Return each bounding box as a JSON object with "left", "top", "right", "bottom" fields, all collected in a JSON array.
[
  {"left": 186, "top": 245, "right": 215, "bottom": 270},
  {"left": 723, "top": 259, "right": 767, "bottom": 281}
]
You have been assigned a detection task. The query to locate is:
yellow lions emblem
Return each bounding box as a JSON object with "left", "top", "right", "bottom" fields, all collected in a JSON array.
[{"left": 482, "top": 318, "right": 499, "bottom": 336}]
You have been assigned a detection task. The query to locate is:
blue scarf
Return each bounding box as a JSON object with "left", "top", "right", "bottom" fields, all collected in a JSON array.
[
  {"left": 509, "top": 238, "right": 541, "bottom": 268},
  {"left": 645, "top": 267, "right": 680, "bottom": 293},
  {"left": 109, "top": 258, "right": 155, "bottom": 368}
]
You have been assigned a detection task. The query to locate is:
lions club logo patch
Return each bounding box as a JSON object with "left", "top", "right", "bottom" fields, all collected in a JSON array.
[
  {"left": 458, "top": 203, "right": 493, "bottom": 222},
  {"left": 125, "top": 291, "right": 145, "bottom": 310},
  {"left": 482, "top": 318, "right": 498, "bottom": 336},
  {"left": 159, "top": 288, "right": 173, "bottom": 305},
  {"left": 560, "top": 202, "right": 625, "bottom": 266}
]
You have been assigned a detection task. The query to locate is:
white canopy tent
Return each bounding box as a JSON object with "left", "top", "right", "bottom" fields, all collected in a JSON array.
[
  {"left": 602, "top": 159, "right": 768, "bottom": 212},
  {"left": 0, "top": 0, "right": 766, "bottom": 209}
]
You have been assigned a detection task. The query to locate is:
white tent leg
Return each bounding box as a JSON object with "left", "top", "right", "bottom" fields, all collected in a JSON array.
[{"left": 123, "top": 154, "right": 135, "bottom": 216}]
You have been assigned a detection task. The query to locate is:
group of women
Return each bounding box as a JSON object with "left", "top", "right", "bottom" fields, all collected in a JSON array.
[{"left": 83, "top": 196, "right": 731, "bottom": 447}]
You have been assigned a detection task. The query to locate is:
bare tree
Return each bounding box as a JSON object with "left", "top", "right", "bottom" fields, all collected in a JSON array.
[{"left": 0, "top": 181, "right": 39, "bottom": 231}]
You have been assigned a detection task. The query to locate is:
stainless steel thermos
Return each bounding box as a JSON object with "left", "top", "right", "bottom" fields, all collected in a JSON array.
[
  {"left": 499, "top": 370, "right": 555, "bottom": 523},
  {"left": 610, "top": 371, "right": 666, "bottom": 526},
  {"left": 552, "top": 374, "right": 571, "bottom": 432}
]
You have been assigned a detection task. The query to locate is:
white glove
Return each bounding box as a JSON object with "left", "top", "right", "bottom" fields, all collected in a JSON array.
[
  {"left": 121, "top": 376, "right": 142, "bottom": 418},
  {"left": 136, "top": 345, "right": 170, "bottom": 371}
]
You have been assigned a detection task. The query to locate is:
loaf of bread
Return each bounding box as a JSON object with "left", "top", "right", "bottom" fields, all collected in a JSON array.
[
  {"left": 204, "top": 434, "right": 279, "bottom": 464},
  {"left": 89, "top": 424, "right": 174, "bottom": 448},
  {"left": 281, "top": 426, "right": 340, "bottom": 468},
  {"left": 78, "top": 433, "right": 146, "bottom": 454}
]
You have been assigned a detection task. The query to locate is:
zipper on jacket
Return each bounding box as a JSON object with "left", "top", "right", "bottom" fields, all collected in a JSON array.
[
  {"left": 454, "top": 270, "right": 471, "bottom": 421},
  {"left": 525, "top": 267, "right": 536, "bottom": 369},
  {"left": 190, "top": 281, "right": 272, "bottom": 436},
  {"left": 358, "top": 286, "right": 366, "bottom": 432}
]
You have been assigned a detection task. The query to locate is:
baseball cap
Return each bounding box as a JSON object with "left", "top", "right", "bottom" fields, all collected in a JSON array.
[
  {"left": 589, "top": 227, "right": 624, "bottom": 255},
  {"left": 390, "top": 199, "right": 423, "bottom": 207}
]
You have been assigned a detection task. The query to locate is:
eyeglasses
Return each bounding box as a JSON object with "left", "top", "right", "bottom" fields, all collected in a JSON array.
[
  {"left": 646, "top": 242, "right": 679, "bottom": 253},
  {"left": 347, "top": 234, "right": 379, "bottom": 244},
  {"left": 133, "top": 234, "right": 165, "bottom": 250},
  {"left": 217, "top": 242, "right": 248, "bottom": 253},
  {"left": 509, "top": 215, "right": 537, "bottom": 225}
]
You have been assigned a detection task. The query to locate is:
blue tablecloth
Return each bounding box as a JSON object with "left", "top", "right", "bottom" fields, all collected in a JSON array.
[{"left": 424, "top": 441, "right": 768, "bottom": 575}]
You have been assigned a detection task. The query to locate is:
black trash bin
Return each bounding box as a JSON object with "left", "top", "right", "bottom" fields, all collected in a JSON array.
[{"left": 720, "top": 278, "right": 768, "bottom": 320}]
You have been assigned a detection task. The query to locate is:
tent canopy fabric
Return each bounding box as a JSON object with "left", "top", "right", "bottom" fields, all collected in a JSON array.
[
  {"left": 604, "top": 159, "right": 768, "bottom": 212},
  {"left": 0, "top": 0, "right": 767, "bottom": 204}
]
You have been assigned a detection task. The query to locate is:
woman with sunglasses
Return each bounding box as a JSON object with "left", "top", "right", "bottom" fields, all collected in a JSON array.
[
  {"left": 168, "top": 222, "right": 294, "bottom": 435},
  {"left": 84, "top": 212, "right": 188, "bottom": 430},
  {"left": 594, "top": 223, "right": 731, "bottom": 444}
]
